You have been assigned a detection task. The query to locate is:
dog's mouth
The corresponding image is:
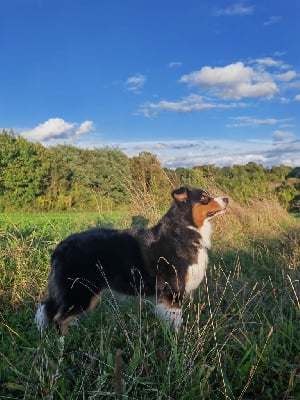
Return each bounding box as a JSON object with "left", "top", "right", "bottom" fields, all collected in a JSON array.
[{"left": 207, "top": 210, "right": 222, "bottom": 217}]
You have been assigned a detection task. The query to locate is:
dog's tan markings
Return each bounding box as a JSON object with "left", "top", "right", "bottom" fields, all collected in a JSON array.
[
  {"left": 160, "top": 294, "right": 181, "bottom": 308},
  {"left": 55, "top": 295, "right": 101, "bottom": 335},
  {"left": 59, "top": 315, "right": 78, "bottom": 335},
  {"left": 192, "top": 199, "right": 225, "bottom": 228},
  {"left": 53, "top": 305, "right": 79, "bottom": 335},
  {"left": 53, "top": 312, "right": 62, "bottom": 322},
  {"left": 88, "top": 293, "right": 101, "bottom": 312},
  {"left": 192, "top": 203, "right": 207, "bottom": 228},
  {"left": 160, "top": 297, "right": 172, "bottom": 308}
]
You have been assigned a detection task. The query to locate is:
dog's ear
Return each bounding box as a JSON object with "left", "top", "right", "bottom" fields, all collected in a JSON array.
[{"left": 172, "top": 187, "right": 189, "bottom": 203}]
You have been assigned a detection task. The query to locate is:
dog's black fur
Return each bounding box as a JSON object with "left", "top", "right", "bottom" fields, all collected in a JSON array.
[{"left": 35, "top": 187, "right": 228, "bottom": 333}]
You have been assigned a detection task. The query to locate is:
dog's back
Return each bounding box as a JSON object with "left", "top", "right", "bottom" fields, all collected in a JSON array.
[{"left": 36, "top": 228, "right": 154, "bottom": 333}]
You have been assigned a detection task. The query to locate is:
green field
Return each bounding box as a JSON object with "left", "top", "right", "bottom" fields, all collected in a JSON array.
[{"left": 1, "top": 210, "right": 299, "bottom": 399}]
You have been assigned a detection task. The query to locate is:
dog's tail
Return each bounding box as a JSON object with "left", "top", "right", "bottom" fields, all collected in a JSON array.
[{"left": 35, "top": 298, "right": 58, "bottom": 332}]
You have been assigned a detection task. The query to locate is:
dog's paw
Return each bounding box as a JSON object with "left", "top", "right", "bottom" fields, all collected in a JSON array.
[{"left": 155, "top": 303, "right": 183, "bottom": 331}]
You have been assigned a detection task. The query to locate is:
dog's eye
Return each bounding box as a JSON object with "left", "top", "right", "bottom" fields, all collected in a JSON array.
[{"left": 200, "top": 192, "right": 210, "bottom": 204}]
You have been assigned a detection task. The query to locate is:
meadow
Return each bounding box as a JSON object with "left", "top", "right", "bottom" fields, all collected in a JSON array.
[{"left": 0, "top": 201, "right": 299, "bottom": 399}]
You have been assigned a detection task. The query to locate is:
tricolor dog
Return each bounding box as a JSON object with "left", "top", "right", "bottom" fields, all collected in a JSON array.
[{"left": 35, "top": 187, "right": 228, "bottom": 334}]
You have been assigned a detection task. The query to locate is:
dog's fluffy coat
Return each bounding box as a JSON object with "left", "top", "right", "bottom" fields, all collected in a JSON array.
[{"left": 35, "top": 187, "right": 228, "bottom": 334}]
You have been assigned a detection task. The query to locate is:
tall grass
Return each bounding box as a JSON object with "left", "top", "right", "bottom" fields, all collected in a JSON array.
[{"left": 0, "top": 202, "right": 299, "bottom": 399}]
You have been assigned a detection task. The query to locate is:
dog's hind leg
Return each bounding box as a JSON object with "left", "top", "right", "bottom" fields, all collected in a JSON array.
[
  {"left": 35, "top": 298, "right": 59, "bottom": 332},
  {"left": 57, "top": 313, "right": 79, "bottom": 335},
  {"left": 87, "top": 293, "right": 102, "bottom": 312},
  {"left": 54, "top": 293, "right": 102, "bottom": 335}
]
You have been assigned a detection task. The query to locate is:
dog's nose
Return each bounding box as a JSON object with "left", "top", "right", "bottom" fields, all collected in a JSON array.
[{"left": 223, "top": 198, "right": 229, "bottom": 204}]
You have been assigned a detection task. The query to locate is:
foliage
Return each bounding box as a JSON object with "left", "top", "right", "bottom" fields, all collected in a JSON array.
[
  {"left": 287, "top": 167, "right": 300, "bottom": 179},
  {"left": 0, "top": 131, "right": 132, "bottom": 212},
  {"left": 0, "top": 130, "right": 299, "bottom": 213},
  {"left": 44, "top": 146, "right": 132, "bottom": 211},
  {"left": 0, "top": 130, "right": 49, "bottom": 211},
  {"left": 176, "top": 162, "right": 299, "bottom": 212},
  {"left": 128, "top": 152, "right": 177, "bottom": 221}
]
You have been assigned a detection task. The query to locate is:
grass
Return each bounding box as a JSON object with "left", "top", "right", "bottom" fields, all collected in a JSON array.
[{"left": 0, "top": 205, "right": 299, "bottom": 399}]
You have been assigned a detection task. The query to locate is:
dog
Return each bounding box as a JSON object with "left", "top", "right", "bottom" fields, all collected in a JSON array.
[{"left": 35, "top": 187, "right": 228, "bottom": 334}]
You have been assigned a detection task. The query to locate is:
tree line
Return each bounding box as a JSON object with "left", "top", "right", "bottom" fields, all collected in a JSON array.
[{"left": 0, "top": 129, "right": 299, "bottom": 213}]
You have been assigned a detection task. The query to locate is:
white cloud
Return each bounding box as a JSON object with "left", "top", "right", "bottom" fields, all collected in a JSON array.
[
  {"left": 273, "top": 51, "right": 286, "bottom": 58},
  {"left": 21, "top": 118, "right": 75, "bottom": 141},
  {"left": 215, "top": 3, "right": 254, "bottom": 16},
  {"left": 255, "top": 57, "right": 280, "bottom": 67},
  {"left": 226, "top": 116, "right": 279, "bottom": 128},
  {"left": 180, "top": 62, "right": 251, "bottom": 86},
  {"left": 20, "top": 118, "right": 94, "bottom": 142},
  {"left": 76, "top": 120, "right": 95, "bottom": 136},
  {"left": 135, "top": 57, "right": 299, "bottom": 119},
  {"left": 179, "top": 62, "right": 278, "bottom": 99},
  {"left": 271, "top": 139, "right": 300, "bottom": 158},
  {"left": 67, "top": 134, "right": 300, "bottom": 168},
  {"left": 254, "top": 57, "right": 289, "bottom": 70},
  {"left": 140, "top": 95, "right": 215, "bottom": 116},
  {"left": 275, "top": 71, "right": 297, "bottom": 82},
  {"left": 139, "top": 94, "right": 244, "bottom": 117},
  {"left": 280, "top": 97, "right": 291, "bottom": 104},
  {"left": 168, "top": 61, "right": 183, "bottom": 68},
  {"left": 285, "top": 80, "right": 300, "bottom": 90},
  {"left": 279, "top": 124, "right": 296, "bottom": 129},
  {"left": 264, "top": 16, "right": 281, "bottom": 26},
  {"left": 272, "top": 130, "right": 294, "bottom": 141},
  {"left": 125, "top": 73, "right": 146, "bottom": 92},
  {"left": 230, "top": 81, "right": 278, "bottom": 99},
  {"left": 295, "top": 94, "right": 300, "bottom": 101},
  {"left": 105, "top": 138, "right": 300, "bottom": 168}
]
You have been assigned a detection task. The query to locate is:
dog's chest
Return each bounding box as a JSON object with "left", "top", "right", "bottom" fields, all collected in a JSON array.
[
  {"left": 184, "top": 247, "right": 208, "bottom": 294},
  {"left": 184, "top": 220, "right": 212, "bottom": 294}
]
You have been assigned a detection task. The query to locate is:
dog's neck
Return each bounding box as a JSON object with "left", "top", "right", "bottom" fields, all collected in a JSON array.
[{"left": 188, "top": 219, "right": 212, "bottom": 249}]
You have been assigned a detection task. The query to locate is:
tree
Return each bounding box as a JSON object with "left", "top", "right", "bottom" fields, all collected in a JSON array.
[
  {"left": 129, "top": 152, "right": 173, "bottom": 214},
  {"left": 0, "top": 130, "right": 49, "bottom": 211},
  {"left": 175, "top": 167, "right": 207, "bottom": 188},
  {"left": 79, "top": 148, "right": 132, "bottom": 210},
  {"left": 45, "top": 146, "right": 132, "bottom": 211},
  {"left": 287, "top": 167, "right": 300, "bottom": 179},
  {"left": 0, "top": 129, "right": 298, "bottom": 213}
]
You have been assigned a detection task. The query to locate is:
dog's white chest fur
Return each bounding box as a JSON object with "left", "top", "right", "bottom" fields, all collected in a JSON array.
[
  {"left": 185, "top": 220, "right": 211, "bottom": 294},
  {"left": 185, "top": 248, "right": 208, "bottom": 294}
]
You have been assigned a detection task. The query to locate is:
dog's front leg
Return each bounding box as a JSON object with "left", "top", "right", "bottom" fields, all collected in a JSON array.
[{"left": 155, "top": 300, "right": 183, "bottom": 331}]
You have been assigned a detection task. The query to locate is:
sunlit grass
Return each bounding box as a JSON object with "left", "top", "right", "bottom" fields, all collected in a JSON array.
[{"left": 1, "top": 205, "right": 299, "bottom": 399}]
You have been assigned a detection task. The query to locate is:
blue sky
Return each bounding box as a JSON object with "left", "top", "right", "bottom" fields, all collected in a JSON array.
[{"left": 1, "top": 0, "right": 300, "bottom": 168}]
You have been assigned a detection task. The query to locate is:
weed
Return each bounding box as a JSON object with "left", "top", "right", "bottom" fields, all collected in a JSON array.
[{"left": 0, "top": 205, "right": 299, "bottom": 399}]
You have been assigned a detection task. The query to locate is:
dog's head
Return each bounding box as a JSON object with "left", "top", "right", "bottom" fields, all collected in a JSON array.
[{"left": 172, "top": 187, "right": 228, "bottom": 228}]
